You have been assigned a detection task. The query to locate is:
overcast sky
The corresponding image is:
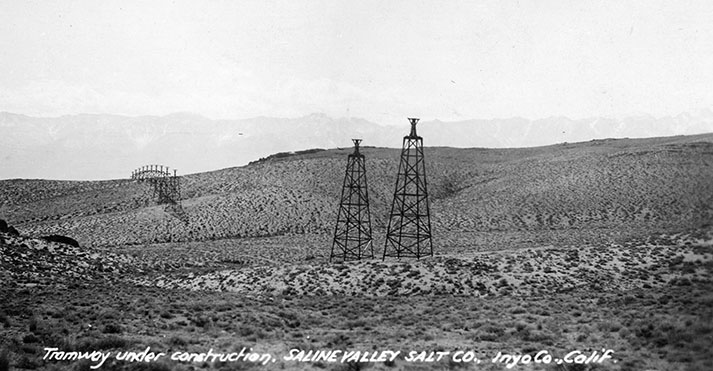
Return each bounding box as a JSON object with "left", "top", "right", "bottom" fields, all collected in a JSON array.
[{"left": 1, "top": 0, "right": 712, "bottom": 124}]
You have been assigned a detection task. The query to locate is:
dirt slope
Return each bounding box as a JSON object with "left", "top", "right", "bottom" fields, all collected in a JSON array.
[{"left": 1, "top": 134, "right": 711, "bottom": 254}]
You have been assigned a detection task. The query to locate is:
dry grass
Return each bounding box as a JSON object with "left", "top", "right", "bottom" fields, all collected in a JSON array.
[
  {"left": 1, "top": 225, "right": 712, "bottom": 370},
  {"left": 0, "top": 280, "right": 711, "bottom": 370}
]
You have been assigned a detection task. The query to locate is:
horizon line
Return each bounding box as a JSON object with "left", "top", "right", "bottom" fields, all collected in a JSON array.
[
  {"left": 2, "top": 131, "right": 711, "bottom": 183},
  {"left": 2, "top": 107, "right": 713, "bottom": 125}
]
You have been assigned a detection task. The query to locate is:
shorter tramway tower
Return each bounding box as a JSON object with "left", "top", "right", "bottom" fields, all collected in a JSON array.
[{"left": 330, "top": 139, "right": 374, "bottom": 261}]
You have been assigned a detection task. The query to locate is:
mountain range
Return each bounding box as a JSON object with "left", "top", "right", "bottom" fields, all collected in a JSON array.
[{"left": 1, "top": 110, "right": 712, "bottom": 180}]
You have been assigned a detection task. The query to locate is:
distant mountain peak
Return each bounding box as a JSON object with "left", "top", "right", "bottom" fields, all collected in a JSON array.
[{"left": 304, "top": 112, "right": 330, "bottom": 119}]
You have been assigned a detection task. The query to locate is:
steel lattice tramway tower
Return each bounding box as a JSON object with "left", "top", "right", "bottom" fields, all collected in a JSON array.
[
  {"left": 383, "top": 118, "right": 433, "bottom": 259},
  {"left": 330, "top": 139, "right": 374, "bottom": 261}
]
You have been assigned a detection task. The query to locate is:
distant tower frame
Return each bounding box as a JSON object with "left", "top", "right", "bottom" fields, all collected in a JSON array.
[
  {"left": 383, "top": 118, "right": 433, "bottom": 259},
  {"left": 131, "top": 165, "right": 182, "bottom": 205},
  {"left": 330, "top": 139, "right": 374, "bottom": 261}
]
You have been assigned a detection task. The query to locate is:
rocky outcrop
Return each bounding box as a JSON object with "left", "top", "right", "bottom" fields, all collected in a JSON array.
[{"left": 40, "top": 234, "right": 80, "bottom": 247}]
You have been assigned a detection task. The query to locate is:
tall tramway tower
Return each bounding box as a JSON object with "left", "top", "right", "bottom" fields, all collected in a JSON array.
[{"left": 383, "top": 118, "right": 433, "bottom": 259}]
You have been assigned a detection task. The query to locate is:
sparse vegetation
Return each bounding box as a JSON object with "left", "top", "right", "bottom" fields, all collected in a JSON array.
[{"left": 1, "top": 135, "right": 712, "bottom": 370}]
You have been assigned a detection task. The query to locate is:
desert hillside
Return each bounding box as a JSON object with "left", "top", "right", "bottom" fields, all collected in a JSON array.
[
  {"left": 1, "top": 133, "right": 713, "bottom": 371},
  {"left": 1, "top": 209, "right": 712, "bottom": 370},
  {"left": 1, "top": 133, "right": 711, "bottom": 256}
]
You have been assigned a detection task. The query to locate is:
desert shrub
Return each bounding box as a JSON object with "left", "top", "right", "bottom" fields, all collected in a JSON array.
[
  {"left": 476, "top": 324, "right": 506, "bottom": 341},
  {"left": 7, "top": 226, "right": 19, "bottom": 236},
  {"left": 562, "top": 364, "right": 589, "bottom": 371},
  {"left": 335, "top": 361, "right": 370, "bottom": 371},
  {"left": 618, "top": 326, "right": 631, "bottom": 339},
  {"left": 326, "top": 333, "right": 352, "bottom": 348},
  {"left": 0, "top": 350, "right": 9, "bottom": 371},
  {"left": 346, "top": 319, "right": 369, "bottom": 329},
  {"left": 102, "top": 323, "right": 122, "bottom": 334},
  {"left": 71, "top": 360, "right": 94, "bottom": 371},
  {"left": 28, "top": 316, "right": 39, "bottom": 333},
  {"left": 191, "top": 314, "right": 211, "bottom": 328},
  {"left": 237, "top": 324, "right": 257, "bottom": 337},
  {"left": 481, "top": 324, "right": 505, "bottom": 336},
  {"left": 434, "top": 172, "right": 465, "bottom": 200},
  {"left": 406, "top": 270, "right": 420, "bottom": 278},
  {"left": 130, "top": 363, "right": 173, "bottom": 371},
  {"left": 446, "top": 356, "right": 470, "bottom": 369},
  {"left": 159, "top": 310, "right": 173, "bottom": 319},
  {"left": 523, "top": 329, "right": 554, "bottom": 344},
  {"left": 514, "top": 321, "right": 528, "bottom": 332},
  {"left": 22, "top": 333, "right": 39, "bottom": 344},
  {"left": 214, "top": 302, "right": 232, "bottom": 312},
  {"left": 16, "top": 355, "right": 39, "bottom": 370},
  {"left": 168, "top": 336, "right": 188, "bottom": 347},
  {"left": 99, "top": 309, "right": 119, "bottom": 321},
  {"left": 510, "top": 306, "right": 526, "bottom": 314},
  {"left": 634, "top": 322, "right": 655, "bottom": 340},
  {"left": 78, "top": 335, "right": 128, "bottom": 351},
  {"left": 693, "top": 322, "right": 713, "bottom": 335}
]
